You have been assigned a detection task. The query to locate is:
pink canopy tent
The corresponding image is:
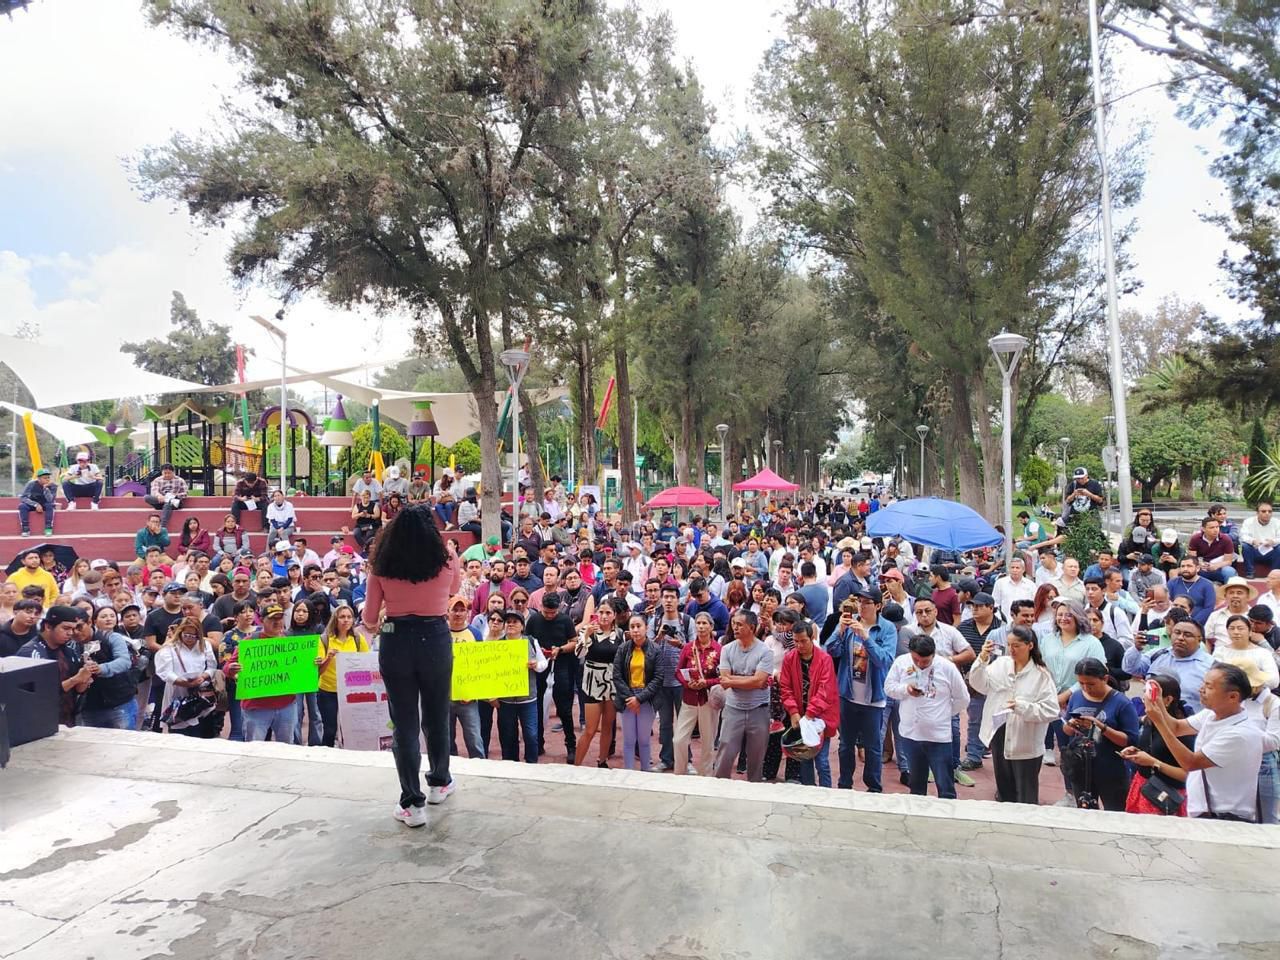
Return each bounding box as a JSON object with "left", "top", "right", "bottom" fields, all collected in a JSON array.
[
  {"left": 644, "top": 485, "right": 721, "bottom": 508},
  {"left": 733, "top": 467, "right": 799, "bottom": 492}
]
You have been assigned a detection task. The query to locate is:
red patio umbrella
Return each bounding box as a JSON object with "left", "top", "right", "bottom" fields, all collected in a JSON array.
[
  {"left": 644, "top": 485, "right": 720, "bottom": 509},
  {"left": 733, "top": 467, "right": 799, "bottom": 492}
]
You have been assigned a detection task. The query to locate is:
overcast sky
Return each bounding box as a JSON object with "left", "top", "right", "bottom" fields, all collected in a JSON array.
[{"left": 0, "top": 0, "right": 1239, "bottom": 386}]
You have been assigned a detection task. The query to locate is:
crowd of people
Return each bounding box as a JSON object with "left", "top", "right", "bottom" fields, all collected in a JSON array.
[{"left": 4, "top": 458, "right": 1278, "bottom": 827}]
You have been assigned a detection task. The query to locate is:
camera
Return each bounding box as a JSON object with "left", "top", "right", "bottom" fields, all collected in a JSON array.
[
  {"left": 1075, "top": 791, "right": 1100, "bottom": 810},
  {"left": 662, "top": 624, "right": 678, "bottom": 638}
]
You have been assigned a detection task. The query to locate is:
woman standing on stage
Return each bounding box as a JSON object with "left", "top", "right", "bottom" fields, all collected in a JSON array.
[{"left": 362, "top": 504, "right": 461, "bottom": 828}]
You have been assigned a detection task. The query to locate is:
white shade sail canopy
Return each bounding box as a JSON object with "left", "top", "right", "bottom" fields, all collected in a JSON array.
[
  {"left": 0, "top": 332, "right": 389, "bottom": 408},
  {"left": 0, "top": 401, "right": 101, "bottom": 447}
]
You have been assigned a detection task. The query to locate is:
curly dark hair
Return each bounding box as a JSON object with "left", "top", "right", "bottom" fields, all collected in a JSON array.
[{"left": 369, "top": 504, "right": 449, "bottom": 583}]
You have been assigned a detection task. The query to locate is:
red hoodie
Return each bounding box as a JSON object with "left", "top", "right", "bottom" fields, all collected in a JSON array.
[{"left": 778, "top": 645, "right": 839, "bottom": 739}]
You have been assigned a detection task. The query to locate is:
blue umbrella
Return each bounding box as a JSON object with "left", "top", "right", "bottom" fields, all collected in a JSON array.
[{"left": 866, "top": 498, "right": 1003, "bottom": 551}]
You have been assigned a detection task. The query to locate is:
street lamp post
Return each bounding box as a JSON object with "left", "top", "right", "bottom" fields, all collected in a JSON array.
[
  {"left": 251, "top": 314, "right": 288, "bottom": 493},
  {"left": 1059, "top": 436, "right": 1071, "bottom": 500},
  {"left": 500, "top": 348, "right": 530, "bottom": 541},
  {"left": 716, "top": 423, "right": 729, "bottom": 521},
  {"left": 915, "top": 424, "right": 929, "bottom": 498},
  {"left": 1102, "top": 414, "right": 1116, "bottom": 535},
  {"left": 772, "top": 439, "right": 782, "bottom": 473},
  {"left": 988, "top": 330, "right": 1029, "bottom": 564}
]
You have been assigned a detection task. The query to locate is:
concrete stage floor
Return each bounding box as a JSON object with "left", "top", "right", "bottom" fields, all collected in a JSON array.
[{"left": 2, "top": 730, "right": 1278, "bottom": 960}]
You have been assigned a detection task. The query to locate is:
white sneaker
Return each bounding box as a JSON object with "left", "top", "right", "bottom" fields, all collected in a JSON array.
[
  {"left": 393, "top": 804, "right": 427, "bottom": 827},
  {"left": 427, "top": 781, "right": 455, "bottom": 805},
  {"left": 90, "top": 502, "right": 99, "bottom": 511},
  {"left": 65, "top": 501, "right": 76, "bottom": 511},
  {"left": 1043, "top": 752, "right": 1057, "bottom": 767}
]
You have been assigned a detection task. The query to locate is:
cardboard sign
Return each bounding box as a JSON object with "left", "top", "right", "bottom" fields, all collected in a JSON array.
[
  {"left": 451, "top": 639, "right": 529, "bottom": 700},
  {"left": 235, "top": 634, "right": 320, "bottom": 700},
  {"left": 336, "top": 651, "right": 393, "bottom": 751}
]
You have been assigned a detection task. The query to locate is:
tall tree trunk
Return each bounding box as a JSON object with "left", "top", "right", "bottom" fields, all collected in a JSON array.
[
  {"left": 675, "top": 389, "right": 694, "bottom": 524},
  {"left": 693, "top": 420, "right": 707, "bottom": 493},
  {"left": 721, "top": 432, "right": 735, "bottom": 519},
  {"left": 519, "top": 385, "right": 545, "bottom": 507},
  {"left": 972, "top": 376, "right": 1002, "bottom": 520},
  {"left": 614, "top": 340, "right": 637, "bottom": 524},
  {"left": 573, "top": 338, "right": 598, "bottom": 488},
  {"left": 949, "top": 375, "right": 986, "bottom": 513},
  {"left": 1177, "top": 464, "right": 1194, "bottom": 501}
]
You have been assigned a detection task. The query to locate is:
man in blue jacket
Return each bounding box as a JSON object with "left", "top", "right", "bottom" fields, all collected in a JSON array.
[
  {"left": 824, "top": 585, "right": 898, "bottom": 792},
  {"left": 1167, "top": 556, "right": 1217, "bottom": 627}
]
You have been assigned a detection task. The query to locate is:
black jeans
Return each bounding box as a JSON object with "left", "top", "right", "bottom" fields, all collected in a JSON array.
[
  {"left": 144, "top": 493, "right": 185, "bottom": 526},
  {"left": 655, "top": 685, "right": 682, "bottom": 768},
  {"left": 535, "top": 667, "right": 577, "bottom": 757},
  {"left": 230, "top": 497, "right": 268, "bottom": 530},
  {"left": 317, "top": 690, "right": 339, "bottom": 748},
  {"left": 378, "top": 615, "right": 453, "bottom": 809}
]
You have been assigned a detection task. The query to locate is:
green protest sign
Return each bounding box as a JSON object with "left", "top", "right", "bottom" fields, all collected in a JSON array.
[{"left": 236, "top": 634, "right": 320, "bottom": 700}]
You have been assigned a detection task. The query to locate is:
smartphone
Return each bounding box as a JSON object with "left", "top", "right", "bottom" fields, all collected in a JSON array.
[{"left": 1145, "top": 679, "right": 1161, "bottom": 702}]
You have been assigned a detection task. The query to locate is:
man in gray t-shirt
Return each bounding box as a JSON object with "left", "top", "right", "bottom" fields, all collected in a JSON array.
[{"left": 714, "top": 610, "right": 774, "bottom": 782}]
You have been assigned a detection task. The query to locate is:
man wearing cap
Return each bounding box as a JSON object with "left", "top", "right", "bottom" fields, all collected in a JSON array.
[
  {"left": 224, "top": 604, "right": 299, "bottom": 742},
  {"left": 61, "top": 449, "right": 103, "bottom": 510},
  {"left": 1205, "top": 576, "right": 1259, "bottom": 647},
  {"left": 1187, "top": 515, "right": 1239, "bottom": 585},
  {"left": 16, "top": 468, "right": 57, "bottom": 537},
  {"left": 1240, "top": 501, "right": 1280, "bottom": 578},
  {"left": 1129, "top": 552, "right": 1166, "bottom": 602},
  {"left": 957, "top": 592, "right": 1002, "bottom": 771},
  {"left": 879, "top": 567, "right": 914, "bottom": 619},
  {"left": 1062, "top": 466, "right": 1103, "bottom": 523},
  {"left": 509, "top": 555, "right": 541, "bottom": 593},
  {"left": 17, "top": 605, "right": 95, "bottom": 726},
  {"left": 826, "top": 585, "right": 898, "bottom": 791},
  {"left": 8, "top": 548, "right": 58, "bottom": 608},
  {"left": 446, "top": 595, "right": 486, "bottom": 757}
]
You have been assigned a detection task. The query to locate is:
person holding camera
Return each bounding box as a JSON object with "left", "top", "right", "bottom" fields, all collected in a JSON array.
[
  {"left": 1061, "top": 658, "right": 1140, "bottom": 811},
  {"left": 1145, "top": 662, "right": 1266, "bottom": 821},
  {"left": 154, "top": 615, "right": 220, "bottom": 737}
]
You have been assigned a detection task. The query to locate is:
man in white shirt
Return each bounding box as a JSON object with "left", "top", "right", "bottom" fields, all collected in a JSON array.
[
  {"left": 1260, "top": 570, "right": 1280, "bottom": 618},
  {"left": 1034, "top": 551, "right": 1059, "bottom": 586},
  {"left": 1240, "top": 501, "right": 1279, "bottom": 578},
  {"left": 884, "top": 634, "right": 970, "bottom": 799},
  {"left": 61, "top": 450, "right": 104, "bottom": 509},
  {"left": 992, "top": 557, "right": 1037, "bottom": 621},
  {"left": 1053, "top": 557, "right": 1085, "bottom": 604},
  {"left": 909, "top": 597, "right": 976, "bottom": 785},
  {"left": 1142, "top": 662, "right": 1265, "bottom": 821}
]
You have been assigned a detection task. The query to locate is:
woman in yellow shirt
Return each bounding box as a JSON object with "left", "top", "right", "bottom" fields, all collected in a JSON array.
[
  {"left": 611, "top": 613, "right": 662, "bottom": 771},
  {"left": 314, "top": 604, "right": 370, "bottom": 747}
]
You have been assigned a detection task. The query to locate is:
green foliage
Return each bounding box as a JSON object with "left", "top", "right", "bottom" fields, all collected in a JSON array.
[
  {"left": 1245, "top": 418, "right": 1269, "bottom": 506},
  {"left": 122, "top": 292, "right": 261, "bottom": 407},
  {"left": 1061, "top": 511, "right": 1109, "bottom": 568},
  {"left": 442, "top": 438, "right": 482, "bottom": 476},
  {"left": 349, "top": 422, "right": 409, "bottom": 474},
  {"left": 1243, "top": 442, "right": 1280, "bottom": 506},
  {"left": 1019, "top": 455, "right": 1055, "bottom": 505}
]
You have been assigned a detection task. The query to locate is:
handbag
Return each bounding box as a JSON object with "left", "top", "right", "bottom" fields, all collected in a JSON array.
[{"left": 1138, "top": 770, "right": 1184, "bottom": 816}]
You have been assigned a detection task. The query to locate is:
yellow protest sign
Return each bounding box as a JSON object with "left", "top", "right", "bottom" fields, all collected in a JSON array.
[{"left": 451, "top": 639, "right": 530, "bottom": 700}]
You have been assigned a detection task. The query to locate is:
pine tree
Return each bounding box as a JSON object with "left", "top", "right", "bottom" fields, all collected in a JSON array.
[{"left": 1244, "top": 418, "right": 1269, "bottom": 506}]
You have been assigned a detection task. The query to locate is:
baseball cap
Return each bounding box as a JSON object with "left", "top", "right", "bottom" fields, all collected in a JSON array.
[
  {"left": 274, "top": 540, "right": 293, "bottom": 552},
  {"left": 263, "top": 604, "right": 285, "bottom": 619},
  {"left": 881, "top": 601, "right": 906, "bottom": 624},
  {"left": 859, "top": 537, "right": 874, "bottom": 550},
  {"left": 730, "top": 557, "right": 747, "bottom": 570},
  {"left": 119, "top": 603, "right": 142, "bottom": 616},
  {"left": 971, "top": 591, "right": 995, "bottom": 607},
  {"left": 957, "top": 578, "right": 981, "bottom": 596},
  {"left": 501, "top": 609, "right": 525, "bottom": 622},
  {"left": 330, "top": 535, "right": 343, "bottom": 544},
  {"left": 880, "top": 568, "right": 904, "bottom": 582},
  {"left": 161, "top": 582, "right": 186, "bottom": 594},
  {"left": 486, "top": 535, "right": 501, "bottom": 546},
  {"left": 42, "top": 604, "right": 82, "bottom": 628},
  {"left": 1072, "top": 467, "right": 1088, "bottom": 479},
  {"left": 1137, "top": 553, "right": 1154, "bottom": 566},
  {"left": 1160, "top": 529, "right": 1178, "bottom": 545},
  {"left": 36, "top": 468, "right": 50, "bottom": 477},
  {"left": 448, "top": 595, "right": 469, "bottom": 610},
  {"left": 76, "top": 450, "right": 89, "bottom": 460},
  {"left": 850, "top": 584, "right": 882, "bottom": 603},
  {"left": 89, "top": 559, "right": 110, "bottom": 570}
]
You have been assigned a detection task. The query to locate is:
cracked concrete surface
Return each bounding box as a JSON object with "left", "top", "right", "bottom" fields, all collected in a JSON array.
[{"left": 1, "top": 729, "right": 1279, "bottom": 959}]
